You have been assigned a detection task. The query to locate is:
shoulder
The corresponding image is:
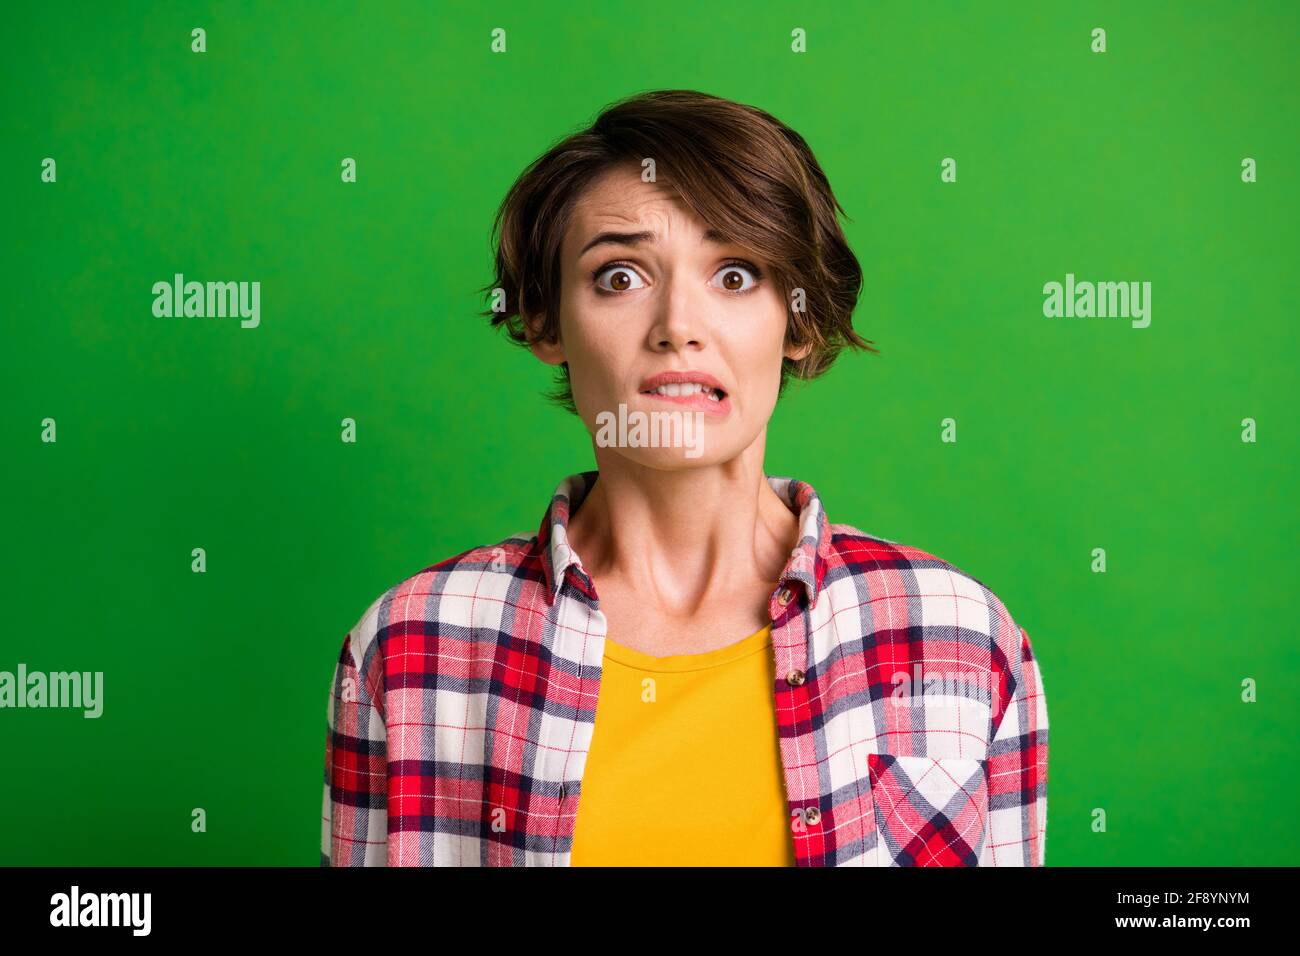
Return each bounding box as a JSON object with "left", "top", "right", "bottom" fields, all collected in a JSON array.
[
  {"left": 823, "top": 521, "right": 1028, "bottom": 667},
  {"left": 339, "top": 530, "right": 543, "bottom": 668}
]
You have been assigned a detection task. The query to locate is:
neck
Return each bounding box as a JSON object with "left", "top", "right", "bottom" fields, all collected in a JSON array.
[{"left": 566, "top": 436, "right": 799, "bottom": 615}]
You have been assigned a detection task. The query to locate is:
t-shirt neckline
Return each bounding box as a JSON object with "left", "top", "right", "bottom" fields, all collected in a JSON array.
[{"left": 601, "top": 622, "right": 774, "bottom": 673}]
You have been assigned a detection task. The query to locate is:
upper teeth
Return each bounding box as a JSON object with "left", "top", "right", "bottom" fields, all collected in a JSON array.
[{"left": 648, "top": 383, "right": 721, "bottom": 400}]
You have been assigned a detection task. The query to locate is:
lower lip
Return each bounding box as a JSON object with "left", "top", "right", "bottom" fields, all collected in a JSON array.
[{"left": 639, "top": 390, "right": 731, "bottom": 416}]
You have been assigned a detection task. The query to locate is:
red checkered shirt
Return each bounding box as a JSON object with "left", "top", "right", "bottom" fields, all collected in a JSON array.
[{"left": 322, "top": 471, "right": 1048, "bottom": 866}]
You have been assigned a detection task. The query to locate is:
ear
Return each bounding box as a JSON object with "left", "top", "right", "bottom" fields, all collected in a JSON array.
[
  {"left": 525, "top": 312, "right": 566, "bottom": 366},
  {"left": 783, "top": 339, "right": 813, "bottom": 363}
]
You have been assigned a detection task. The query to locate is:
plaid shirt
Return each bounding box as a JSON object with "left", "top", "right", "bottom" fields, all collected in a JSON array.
[{"left": 322, "top": 471, "right": 1048, "bottom": 866}]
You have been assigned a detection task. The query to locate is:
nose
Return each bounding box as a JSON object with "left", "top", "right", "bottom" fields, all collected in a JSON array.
[{"left": 647, "top": 271, "right": 708, "bottom": 353}]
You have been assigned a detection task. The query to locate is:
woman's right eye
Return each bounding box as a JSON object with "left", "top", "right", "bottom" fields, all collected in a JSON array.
[{"left": 594, "top": 265, "right": 647, "bottom": 293}]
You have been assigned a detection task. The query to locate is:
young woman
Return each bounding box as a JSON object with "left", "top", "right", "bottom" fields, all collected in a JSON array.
[{"left": 322, "top": 89, "right": 1048, "bottom": 867}]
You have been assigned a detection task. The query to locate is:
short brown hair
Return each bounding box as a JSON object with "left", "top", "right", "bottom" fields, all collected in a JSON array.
[{"left": 480, "top": 89, "right": 877, "bottom": 414}]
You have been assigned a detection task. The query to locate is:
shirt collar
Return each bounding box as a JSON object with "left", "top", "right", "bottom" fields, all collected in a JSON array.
[{"left": 536, "top": 470, "right": 834, "bottom": 610}]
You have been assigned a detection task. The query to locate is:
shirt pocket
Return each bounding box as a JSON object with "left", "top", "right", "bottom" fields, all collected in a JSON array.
[{"left": 867, "top": 753, "right": 989, "bottom": 867}]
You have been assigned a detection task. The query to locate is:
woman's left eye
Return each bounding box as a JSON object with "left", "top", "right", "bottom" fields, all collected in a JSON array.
[{"left": 710, "top": 262, "right": 760, "bottom": 292}]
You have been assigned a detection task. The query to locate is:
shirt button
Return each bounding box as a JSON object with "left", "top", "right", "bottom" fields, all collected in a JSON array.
[
  {"left": 786, "top": 669, "right": 806, "bottom": 686},
  {"left": 804, "top": 806, "right": 821, "bottom": 825},
  {"left": 776, "top": 587, "right": 794, "bottom": 607}
]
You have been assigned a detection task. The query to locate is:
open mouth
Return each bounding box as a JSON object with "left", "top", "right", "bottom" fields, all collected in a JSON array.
[{"left": 640, "top": 382, "right": 727, "bottom": 403}]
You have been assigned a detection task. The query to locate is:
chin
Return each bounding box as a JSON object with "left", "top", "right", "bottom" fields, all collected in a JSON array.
[{"left": 612, "top": 447, "right": 714, "bottom": 469}]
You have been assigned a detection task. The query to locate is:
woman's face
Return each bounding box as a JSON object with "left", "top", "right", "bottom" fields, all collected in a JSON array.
[{"left": 531, "top": 163, "right": 809, "bottom": 469}]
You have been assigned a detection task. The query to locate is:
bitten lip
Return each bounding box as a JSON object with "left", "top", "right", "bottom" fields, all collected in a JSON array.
[
  {"left": 637, "top": 369, "right": 731, "bottom": 416},
  {"left": 638, "top": 370, "right": 728, "bottom": 396}
]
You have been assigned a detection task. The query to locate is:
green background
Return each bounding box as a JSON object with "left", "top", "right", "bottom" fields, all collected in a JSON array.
[{"left": 2, "top": 0, "right": 1296, "bottom": 865}]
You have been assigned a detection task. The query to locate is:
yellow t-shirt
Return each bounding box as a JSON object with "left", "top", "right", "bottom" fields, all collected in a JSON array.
[{"left": 570, "top": 622, "right": 795, "bottom": 866}]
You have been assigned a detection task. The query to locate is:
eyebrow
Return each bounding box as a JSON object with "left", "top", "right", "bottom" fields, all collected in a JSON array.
[{"left": 579, "top": 227, "right": 728, "bottom": 256}]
